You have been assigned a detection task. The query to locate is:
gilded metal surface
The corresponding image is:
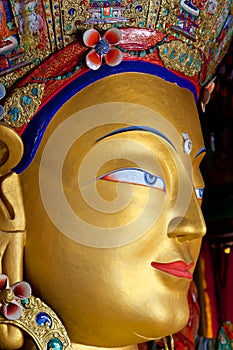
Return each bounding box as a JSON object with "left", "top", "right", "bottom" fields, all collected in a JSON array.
[
  {"left": 0, "top": 123, "right": 25, "bottom": 349},
  {"left": 20, "top": 73, "right": 206, "bottom": 346},
  {"left": 50, "top": 0, "right": 64, "bottom": 49},
  {"left": 1, "top": 0, "right": 232, "bottom": 86},
  {"left": 60, "top": 0, "right": 91, "bottom": 39},
  {"left": 158, "top": 40, "right": 202, "bottom": 77},
  {"left": 4, "top": 83, "right": 45, "bottom": 128},
  {"left": 0, "top": 123, "right": 24, "bottom": 177},
  {"left": 60, "top": 0, "right": 159, "bottom": 41},
  {"left": 43, "top": 0, "right": 57, "bottom": 51},
  {"left": 60, "top": 0, "right": 232, "bottom": 55},
  {"left": 50, "top": 0, "right": 232, "bottom": 81},
  {"left": 0, "top": 63, "right": 35, "bottom": 89},
  {"left": 154, "top": 0, "right": 232, "bottom": 53},
  {"left": 0, "top": 2, "right": 230, "bottom": 350},
  {"left": 155, "top": 0, "right": 233, "bottom": 83},
  {"left": 146, "top": 0, "right": 161, "bottom": 29},
  {"left": 0, "top": 296, "right": 72, "bottom": 350}
]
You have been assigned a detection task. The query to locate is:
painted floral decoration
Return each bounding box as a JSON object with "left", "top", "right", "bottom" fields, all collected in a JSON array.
[
  {"left": 83, "top": 28, "right": 123, "bottom": 70},
  {"left": 0, "top": 83, "right": 6, "bottom": 120},
  {"left": 0, "top": 274, "right": 31, "bottom": 320}
]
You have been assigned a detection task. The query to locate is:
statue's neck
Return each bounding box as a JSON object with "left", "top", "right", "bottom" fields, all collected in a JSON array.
[{"left": 71, "top": 343, "right": 138, "bottom": 350}]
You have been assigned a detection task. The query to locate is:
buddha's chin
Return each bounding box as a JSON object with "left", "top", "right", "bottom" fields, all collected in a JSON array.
[
  {"left": 129, "top": 301, "right": 190, "bottom": 343},
  {"left": 66, "top": 310, "right": 189, "bottom": 348},
  {"left": 43, "top": 293, "right": 189, "bottom": 346}
]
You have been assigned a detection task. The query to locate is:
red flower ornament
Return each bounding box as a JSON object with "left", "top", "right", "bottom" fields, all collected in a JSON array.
[
  {"left": 0, "top": 274, "right": 31, "bottom": 320},
  {"left": 83, "top": 28, "right": 123, "bottom": 70}
]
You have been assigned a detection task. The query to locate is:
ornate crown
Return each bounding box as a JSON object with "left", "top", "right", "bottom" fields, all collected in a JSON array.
[{"left": 1, "top": 0, "right": 232, "bottom": 88}]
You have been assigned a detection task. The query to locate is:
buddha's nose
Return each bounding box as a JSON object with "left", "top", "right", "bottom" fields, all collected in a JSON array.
[{"left": 167, "top": 193, "right": 206, "bottom": 242}]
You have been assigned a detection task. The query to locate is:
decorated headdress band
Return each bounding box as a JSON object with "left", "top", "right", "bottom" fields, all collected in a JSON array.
[{"left": 0, "top": 0, "right": 232, "bottom": 171}]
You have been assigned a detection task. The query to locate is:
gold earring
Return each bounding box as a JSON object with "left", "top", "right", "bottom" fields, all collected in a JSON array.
[{"left": 0, "top": 274, "right": 72, "bottom": 350}]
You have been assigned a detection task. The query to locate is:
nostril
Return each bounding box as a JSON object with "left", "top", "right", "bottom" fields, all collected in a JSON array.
[{"left": 176, "top": 235, "right": 199, "bottom": 243}]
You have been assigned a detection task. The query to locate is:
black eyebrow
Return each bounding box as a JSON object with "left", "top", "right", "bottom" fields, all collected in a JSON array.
[{"left": 96, "top": 126, "right": 177, "bottom": 151}]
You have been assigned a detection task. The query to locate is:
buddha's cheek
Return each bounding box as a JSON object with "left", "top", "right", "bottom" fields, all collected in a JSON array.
[{"left": 24, "top": 190, "right": 192, "bottom": 345}]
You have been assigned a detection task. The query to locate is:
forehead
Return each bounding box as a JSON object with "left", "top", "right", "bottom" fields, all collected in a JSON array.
[
  {"left": 16, "top": 72, "right": 204, "bottom": 173},
  {"left": 44, "top": 73, "right": 203, "bottom": 154}
]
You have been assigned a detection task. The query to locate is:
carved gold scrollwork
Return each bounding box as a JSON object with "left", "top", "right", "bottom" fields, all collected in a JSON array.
[
  {"left": 0, "top": 295, "right": 72, "bottom": 350},
  {"left": 3, "top": 83, "right": 45, "bottom": 128},
  {"left": 159, "top": 40, "right": 202, "bottom": 76}
]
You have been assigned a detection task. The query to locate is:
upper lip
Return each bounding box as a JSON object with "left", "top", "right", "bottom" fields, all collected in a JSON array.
[{"left": 151, "top": 260, "right": 194, "bottom": 279}]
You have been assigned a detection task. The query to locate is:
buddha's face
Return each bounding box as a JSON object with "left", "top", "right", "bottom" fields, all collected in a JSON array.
[{"left": 20, "top": 73, "right": 206, "bottom": 346}]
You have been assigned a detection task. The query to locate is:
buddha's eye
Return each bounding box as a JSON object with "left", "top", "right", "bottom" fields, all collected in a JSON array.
[
  {"left": 195, "top": 188, "right": 204, "bottom": 200},
  {"left": 144, "top": 172, "right": 157, "bottom": 185},
  {"left": 98, "top": 168, "right": 166, "bottom": 192}
]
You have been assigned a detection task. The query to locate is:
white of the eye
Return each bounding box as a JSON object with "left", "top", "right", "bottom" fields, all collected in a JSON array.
[
  {"left": 154, "top": 178, "right": 165, "bottom": 191},
  {"left": 101, "top": 168, "right": 165, "bottom": 190},
  {"left": 195, "top": 188, "right": 204, "bottom": 199}
]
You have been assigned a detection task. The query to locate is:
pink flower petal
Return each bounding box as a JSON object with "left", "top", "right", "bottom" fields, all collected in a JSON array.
[
  {"left": 86, "top": 49, "right": 102, "bottom": 70},
  {"left": 0, "top": 275, "right": 9, "bottom": 290},
  {"left": 83, "top": 29, "right": 100, "bottom": 47},
  {"left": 11, "top": 281, "right": 31, "bottom": 300},
  {"left": 3, "top": 301, "right": 22, "bottom": 320},
  {"left": 104, "top": 28, "right": 122, "bottom": 44},
  {"left": 105, "top": 48, "right": 123, "bottom": 67}
]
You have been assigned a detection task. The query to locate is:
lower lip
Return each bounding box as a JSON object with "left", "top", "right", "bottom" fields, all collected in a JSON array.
[{"left": 151, "top": 261, "right": 194, "bottom": 279}]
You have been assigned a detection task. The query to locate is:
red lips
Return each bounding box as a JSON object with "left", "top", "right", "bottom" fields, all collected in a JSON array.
[{"left": 151, "top": 260, "right": 194, "bottom": 279}]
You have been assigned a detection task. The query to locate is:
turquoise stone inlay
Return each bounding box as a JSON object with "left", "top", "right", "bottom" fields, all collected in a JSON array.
[
  {"left": 8, "top": 107, "right": 19, "bottom": 121},
  {"left": 21, "top": 298, "right": 30, "bottom": 306},
  {"left": 47, "top": 338, "right": 63, "bottom": 350},
  {"left": 179, "top": 53, "right": 188, "bottom": 63}
]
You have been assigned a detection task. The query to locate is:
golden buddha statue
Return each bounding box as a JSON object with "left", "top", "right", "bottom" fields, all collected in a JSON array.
[
  {"left": 0, "top": 72, "right": 206, "bottom": 349},
  {"left": 0, "top": 1, "right": 232, "bottom": 349}
]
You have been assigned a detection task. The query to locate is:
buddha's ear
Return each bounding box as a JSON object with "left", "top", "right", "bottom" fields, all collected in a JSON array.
[
  {"left": 0, "top": 122, "right": 24, "bottom": 177},
  {"left": 0, "top": 122, "right": 25, "bottom": 275},
  {"left": 0, "top": 122, "right": 25, "bottom": 233},
  {"left": 0, "top": 123, "right": 25, "bottom": 349}
]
